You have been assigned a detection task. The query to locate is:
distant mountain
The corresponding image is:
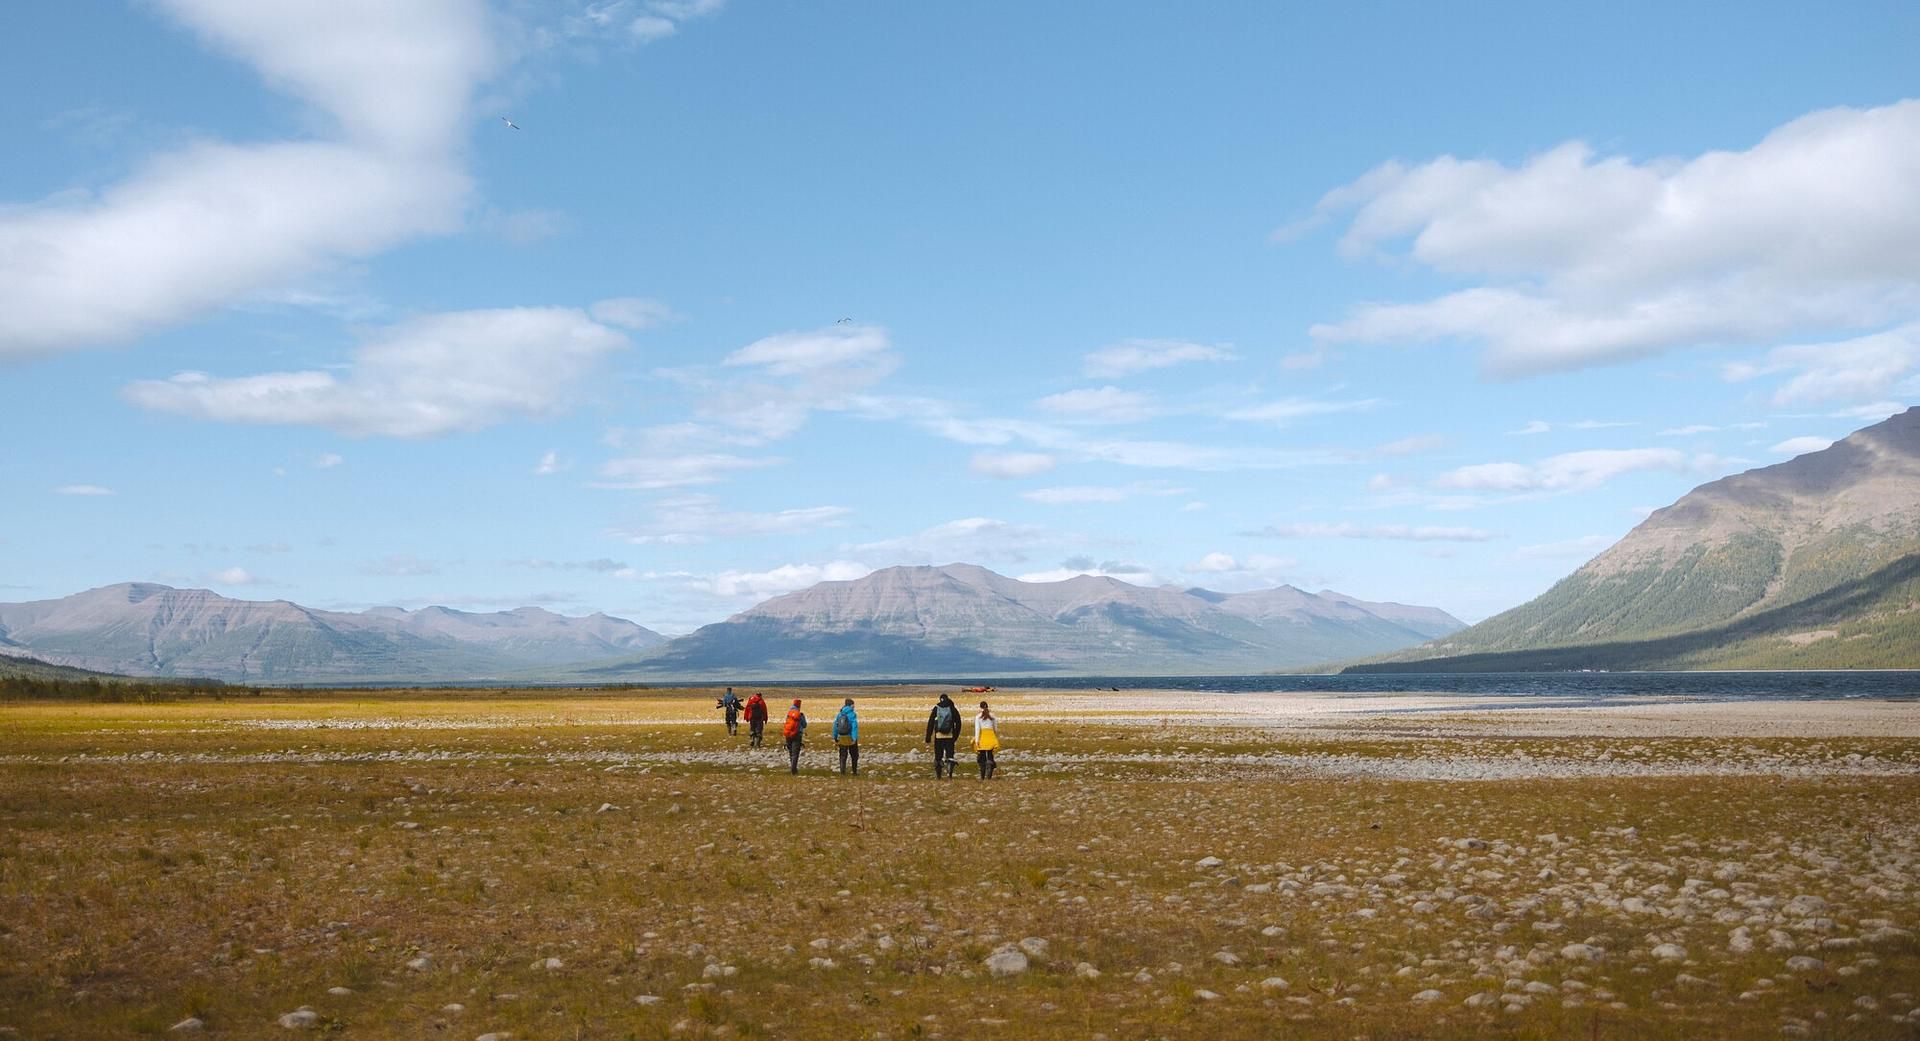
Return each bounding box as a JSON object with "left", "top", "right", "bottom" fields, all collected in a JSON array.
[
  {"left": 1352, "top": 406, "right": 1920, "bottom": 672},
  {"left": 0, "top": 583, "right": 666, "bottom": 682},
  {"left": 582, "top": 563, "right": 1464, "bottom": 678}
]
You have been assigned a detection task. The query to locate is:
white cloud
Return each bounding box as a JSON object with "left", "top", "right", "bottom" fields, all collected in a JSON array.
[
  {"left": 361, "top": 553, "right": 439, "bottom": 577},
  {"left": 312, "top": 452, "right": 344, "bottom": 469},
  {"left": 475, "top": 207, "right": 571, "bottom": 246},
  {"left": 0, "top": 0, "right": 494, "bottom": 357},
  {"left": 1226, "top": 396, "right": 1378, "bottom": 424},
  {"left": 125, "top": 306, "right": 630, "bottom": 437},
  {"left": 1725, "top": 324, "right": 1920, "bottom": 405},
  {"left": 1182, "top": 552, "right": 1299, "bottom": 574},
  {"left": 590, "top": 296, "right": 679, "bottom": 330},
  {"left": 1082, "top": 339, "right": 1237, "bottom": 378},
  {"left": 1302, "top": 100, "right": 1920, "bottom": 375},
  {"left": 846, "top": 517, "right": 1052, "bottom": 564},
  {"left": 53, "top": 484, "right": 115, "bottom": 496},
  {"left": 704, "top": 560, "right": 870, "bottom": 599},
  {"left": 595, "top": 452, "right": 776, "bottom": 490},
  {"left": 1433, "top": 448, "right": 1694, "bottom": 492},
  {"left": 1509, "top": 420, "right": 1553, "bottom": 436},
  {"left": 208, "top": 566, "right": 263, "bottom": 585},
  {"left": 609, "top": 495, "right": 851, "bottom": 544},
  {"left": 1034, "top": 386, "right": 1158, "bottom": 423},
  {"left": 1020, "top": 481, "right": 1187, "bottom": 505},
  {"left": 568, "top": 0, "right": 726, "bottom": 45},
  {"left": 969, "top": 452, "right": 1056, "bottom": 479},
  {"left": 513, "top": 557, "right": 627, "bottom": 572},
  {"left": 724, "top": 324, "right": 891, "bottom": 376},
  {"left": 1371, "top": 434, "right": 1447, "bottom": 457},
  {"left": 534, "top": 451, "right": 564, "bottom": 476},
  {"left": 1513, "top": 534, "right": 1616, "bottom": 560},
  {"left": 1770, "top": 436, "right": 1834, "bottom": 456},
  {"left": 1243, "top": 522, "right": 1501, "bottom": 542}
]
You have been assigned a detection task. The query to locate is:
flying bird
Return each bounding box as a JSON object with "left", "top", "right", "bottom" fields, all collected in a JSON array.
[
  {"left": 836, "top": 317, "right": 853, "bottom": 324},
  {"left": 500, "top": 117, "right": 521, "bottom": 130}
]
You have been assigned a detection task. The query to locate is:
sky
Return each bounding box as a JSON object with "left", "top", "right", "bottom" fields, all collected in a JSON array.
[{"left": 3, "top": 0, "right": 1918, "bottom": 634}]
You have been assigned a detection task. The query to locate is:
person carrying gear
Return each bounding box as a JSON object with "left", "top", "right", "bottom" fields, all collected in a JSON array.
[
  {"left": 924, "top": 692, "right": 962, "bottom": 779},
  {"left": 832, "top": 698, "right": 860, "bottom": 776},
  {"left": 717, "top": 687, "right": 742, "bottom": 736},
  {"left": 782, "top": 699, "right": 808, "bottom": 775},
  {"left": 744, "top": 692, "right": 769, "bottom": 747}
]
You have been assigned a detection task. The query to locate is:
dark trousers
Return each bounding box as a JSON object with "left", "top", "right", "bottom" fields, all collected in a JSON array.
[
  {"left": 785, "top": 736, "right": 803, "bottom": 774},
  {"left": 749, "top": 720, "right": 764, "bottom": 747},
  {"left": 838, "top": 743, "right": 859, "bottom": 774},
  {"left": 977, "top": 749, "right": 997, "bottom": 779},
  {"left": 932, "top": 737, "right": 957, "bottom": 777},
  {"left": 724, "top": 709, "right": 738, "bottom": 735}
]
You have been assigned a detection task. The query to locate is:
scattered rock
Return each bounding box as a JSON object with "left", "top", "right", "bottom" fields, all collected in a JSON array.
[
  {"left": 1559, "top": 943, "right": 1601, "bottom": 962},
  {"left": 277, "top": 1009, "right": 318, "bottom": 1029},
  {"left": 1017, "top": 937, "right": 1050, "bottom": 959},
  {"left": 1074, "top": 962, "right": 1101, "bottom": 980},
  {"left": 1785, "top": 956, "right": 1826, "bottom": 973},
  {"left": 1412, "top": 989, "right": 1445, "bottom": 1002},
  {"left": 169, "top": 1018, "right": 205, "bottom": 1032},
  {"left": 1196, "top": 856, "right": 1225, "bottom": 869},
  {"left": 1651, "top": 943, "right": 1688, "bottom": 962},
  {"left": 984, "top": 947, "right": 1030, "bottom": 978},
  {"left": 406, "top": 956, "right": 432, "bottom": 972},
  {"left": 1259, "top": 977, "right": 1289, "bottom": 991}
]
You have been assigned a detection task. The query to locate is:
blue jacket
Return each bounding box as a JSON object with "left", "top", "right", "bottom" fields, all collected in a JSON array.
[{"left": 831, "top": 706, "right": 859, "bottom": 742}]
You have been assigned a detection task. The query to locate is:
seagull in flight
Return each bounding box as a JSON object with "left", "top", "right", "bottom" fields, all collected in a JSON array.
[
  {"left": 836, "top": 317, "right": 853, "bottom": 324},
  {"left": 500, "top": 117, "right": 522, "bottom": 130}
]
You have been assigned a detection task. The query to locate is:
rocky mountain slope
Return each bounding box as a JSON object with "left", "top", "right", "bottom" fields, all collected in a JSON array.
[
  {"left": 0, "top": 584, "right": 666, "bottom": 682},
  {"left": 586, "top": 563, "right": 1463, "bottom": 678},
  {"left": 1352, "top": 406, "right": 1920, "bottom": 672}
]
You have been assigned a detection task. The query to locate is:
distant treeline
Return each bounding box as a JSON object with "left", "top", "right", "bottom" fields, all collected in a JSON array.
[{"left": 0, "top": 675, "right": 233, "bottom": 703}]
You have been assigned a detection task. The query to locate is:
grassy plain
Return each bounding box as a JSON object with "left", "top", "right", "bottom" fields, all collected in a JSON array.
[{"left": 2, "top": 687, "right": 1918, "bottom": 1040}]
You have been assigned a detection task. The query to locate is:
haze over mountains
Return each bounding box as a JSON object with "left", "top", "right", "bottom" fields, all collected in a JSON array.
[
  {"left": 0, "top": 583, "right": 665, "bottom": 683},
  {"left": 1355, "top": 406, "right": 1920, "bottom": 672},
  {"left": 0, "top": 568, "right": 1463, "bottom": 683},
  {"left": 580, "top": 564, "right": 1463, "bottom": 679}
]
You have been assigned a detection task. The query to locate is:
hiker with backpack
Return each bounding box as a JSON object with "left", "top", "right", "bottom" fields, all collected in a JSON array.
[
  {"left": 924, "top": 693, "right": 962, "bottom": 779},
  {"left": 744, "top": 692, "right": 769, "bottom": 747},
  {"left": 831, "top": 698, "right": 860, "bottom": 776},
  {"left": 974, "top": 701, "right": 1000, "bottom": 780},
  {"left": 717, "top": 687, "right": 742, "bottom": 736},
  {"left": 782, "top": 699, "right": 808, "bottom": 775}
]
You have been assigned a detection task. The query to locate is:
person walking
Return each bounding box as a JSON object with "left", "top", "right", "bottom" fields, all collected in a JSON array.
[
  {"left": 924, "top": 693, "right": 962, "bottom": 779},
  {"left": 832, "top": 698, "right": 861, "bottom": 776},
  {"left": 744, "top": 692, "right": 768, "bottom": 748},
  {"left": 973, "top": 701, "right": 1001, "bottom": 780},
  {"left": 782, "top": 699, "right": 808, "bottom": 775},
  {"left": 718, "top": 687, "right": 742, "bottom": 736}
]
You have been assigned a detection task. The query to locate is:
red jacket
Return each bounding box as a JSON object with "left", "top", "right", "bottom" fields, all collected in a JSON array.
[{"left": 744, "top": 694, "right": 768, "bottom": 722}]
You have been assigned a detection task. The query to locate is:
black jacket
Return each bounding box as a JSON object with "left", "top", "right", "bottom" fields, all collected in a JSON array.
[{"left": 924, "top": 697, "right": 962, "bottom": 741}]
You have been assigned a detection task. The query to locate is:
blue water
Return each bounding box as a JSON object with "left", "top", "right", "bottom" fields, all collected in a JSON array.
[{"left": 768, "top": 672, "right": 1920, "bottom": 700}]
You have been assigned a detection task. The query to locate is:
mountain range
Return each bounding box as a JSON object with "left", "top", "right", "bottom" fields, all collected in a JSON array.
[
  {"left": 0, "top": 570, "right": 1463, "bottom": 683},
  {"left": 576, "top": 563, "right": 1464, "bottom": 679},
  {"left": 0, "top": 583, "right": 666, "bottom": 683},
  {"left": 1351, "top": 405, "right": 1920, "bottom": 672}
]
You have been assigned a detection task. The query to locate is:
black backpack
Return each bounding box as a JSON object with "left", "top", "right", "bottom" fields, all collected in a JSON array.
[
  {"left": 834, "top": 711, "right": 852, "bottom": 738},
  {"left": 934, "top": 704, "right": 957, "bottom": 733}
]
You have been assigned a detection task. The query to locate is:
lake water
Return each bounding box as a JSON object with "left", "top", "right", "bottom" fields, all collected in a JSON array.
[{"left": 772, "top": 671, "right": 1920, "bottom": 700}]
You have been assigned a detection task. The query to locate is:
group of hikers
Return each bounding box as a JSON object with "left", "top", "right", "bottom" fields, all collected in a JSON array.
[{"left": 715, "top": 688, "right": 1001, "bottom": 779}]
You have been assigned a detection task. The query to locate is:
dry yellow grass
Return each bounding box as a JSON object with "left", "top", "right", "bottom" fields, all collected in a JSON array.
[{"left": 2, "top": 688, "right": 1917, "bottom": 1040}]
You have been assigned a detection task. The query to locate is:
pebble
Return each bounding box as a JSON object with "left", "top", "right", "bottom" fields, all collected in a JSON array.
[
  {"left": 634, "top": 995, "right": 662, "bottom": 1006},
  {"left": 1559, "top": 943, "right": 1601, "bottom": 962},
  {"left": 1651, "top": 943, "right": 1688, "bottom": 962},
  {"left": 169, "top": 1018, "right": 205, "bottom": 1032},
  {"left": 277, "top": 1009, "right": 318, "bottom": 1029},
  {"left": 326, "top": 987, "right": 352, "bottom": 996},
  {"left": 475, "top": 1033, "right": 512, "bottom": 1041},
  {"left": 1196, "top": 856, "right": 1225, "bottom": 868},
  {"left": 1259, "top": 977, "right": 1289, "bottom": 991},
  {"left": 1074, "top": 962, "right": 1101, "bottom": 980},
  {"left": 406, "top": 956, "right": 432, "bottom": 972},
  {"left": 1017, "top": 937, "right": 1049, "bottom": 958},
  {"left": 1412, "top": 989, "right": 1445, "bottom": 1002},
  {"left": 984, "top": 947, "right": 1030, "bottom": 978},
  {"left": 1786, "top": 956, "right": 1826, "bottom": 973}
]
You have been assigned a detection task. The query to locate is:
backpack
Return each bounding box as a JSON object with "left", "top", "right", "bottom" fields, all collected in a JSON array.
[
  {"left": 934, "top": 704, "right": 957, "bottom": 734},
  {"left": 833, "top": 711, "right": 852, "bottom": 738},
  {"left": 783, "top": 710, "right": 803, "bottom": 740}
]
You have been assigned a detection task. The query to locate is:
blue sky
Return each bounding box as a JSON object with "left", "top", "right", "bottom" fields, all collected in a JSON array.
[{"left": 3, "top": 0, "right": 1917, "bottom": 633}]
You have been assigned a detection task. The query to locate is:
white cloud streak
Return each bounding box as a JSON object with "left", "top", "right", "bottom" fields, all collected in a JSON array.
[
  {"left": 1432, "top": 448, "right": 1695, "bottom": 492},
  {"left": 1242, "top": 522, "right": 1501, "bottom": 542},
  {"left": 969, "top": 452, "right": 1056, "bottom": 479},
  {"left": 125, "top": 306, "right": 630, "bottom": 437},
  {"left": 0, "top": 0, "right": 496, "bottom": 357},
  {"left": 1082, "top": 339, "right": 1238, "bottom": 378},
  {"left": 1302, "top": 100, "right": 1920, "bottom": 376}
]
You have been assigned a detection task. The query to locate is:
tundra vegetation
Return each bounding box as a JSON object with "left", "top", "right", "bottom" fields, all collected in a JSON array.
[{"left": 2, "top": 688, "right": 1917, "bottom": 1040}]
